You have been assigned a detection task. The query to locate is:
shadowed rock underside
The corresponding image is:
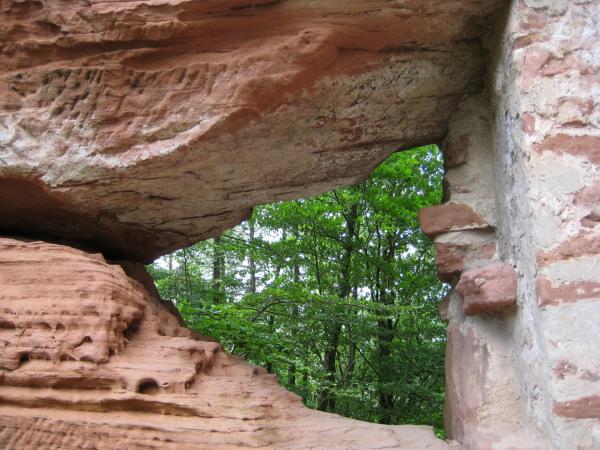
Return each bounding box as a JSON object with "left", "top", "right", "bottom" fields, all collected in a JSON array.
[{"left": 0, "top": 0, "right": 505, "bottom": 261}]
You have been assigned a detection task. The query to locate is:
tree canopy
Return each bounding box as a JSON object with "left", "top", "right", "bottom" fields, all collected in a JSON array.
[{"left": 149, "top": 144, "right": 447, "bottom": 433}]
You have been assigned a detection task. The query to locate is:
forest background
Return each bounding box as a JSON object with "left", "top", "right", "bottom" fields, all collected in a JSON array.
[{"left": 149, "top": 145, "right": 448, "bottom": 433}]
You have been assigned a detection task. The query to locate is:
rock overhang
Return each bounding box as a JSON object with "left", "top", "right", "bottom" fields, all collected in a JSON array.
[{"left": 0, "top": 0, "right": 507, "bottom": 261}]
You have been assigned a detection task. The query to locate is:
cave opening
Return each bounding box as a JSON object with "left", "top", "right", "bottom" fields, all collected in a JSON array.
[
  {"left": 18, "top": 353, "right": 30, "bottom": 367},
  {"left": 137, "top": 379, "right": 160, "bottom": 396},
  {"left": 149, "top": 145, "right": 448, "bottom": 433}
]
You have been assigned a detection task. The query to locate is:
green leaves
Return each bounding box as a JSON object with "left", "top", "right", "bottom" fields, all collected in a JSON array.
[{"left": 150, "top": 145, "right": 448, "bottom": 434}]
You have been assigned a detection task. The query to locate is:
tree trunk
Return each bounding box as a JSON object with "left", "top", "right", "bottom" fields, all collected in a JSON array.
[
  {"left": 289, "top": 225, "right": 300, "bottom": 387},
  {"left": 265, "top": 313, "right": 275, "bottom": 373},
  {"left": 318, "top": 201, "right": 358, "bottom": 412},
  {"left": 248, "top": 220, "right": 256, "bottom": 294},
  {"left": 342, "top": 284, "right": 359, "bottom": 385},
  {"left": 212, "top": 236, "right": 225, "bottom": 304},
  {"left": 376, "top": 233, "right": 396, "bottom": 424},
  {"left": 318, "top": 325, "right": 340, "bottom": 411},
  {"left": 182, "top": 248, "right": 192, "bottom": 301}
]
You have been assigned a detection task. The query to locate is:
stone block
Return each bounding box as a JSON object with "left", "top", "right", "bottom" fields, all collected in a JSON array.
[
  {"left": 456, "top": 262, "right": 517, "bottom": 315},
  {"left": 419, "top": 203, "right": 490, "bottom": 238}
]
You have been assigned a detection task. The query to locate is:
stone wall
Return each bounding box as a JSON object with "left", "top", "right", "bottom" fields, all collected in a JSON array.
[
  {"left": 492, "top": 0, "right": 600, "bottom": 447},
  {"left": 417, "top": 1, "right": 600, "bottom": 448},
  {"left": 420, "top": 94, "right": 536, "bottom": 449}
]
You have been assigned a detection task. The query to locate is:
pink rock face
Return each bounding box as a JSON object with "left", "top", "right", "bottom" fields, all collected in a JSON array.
[
  {"left": 0, "top": 238, "right": 146, "bottom": 372},
  {"left": 456, "top": 262, "right": 517, "bottom": 316},
  {"left": 435, "top": 242, "right": 466, "bottom": 282},
  {"left": 419, "top": 203, "right": 490, "bottom": 238},
  {"left": 0, "top": 238, "right": 453, "bottom": 449},
  {"left": 1, "top": 0, "right": 598, "bottom": 447},
  {"left": 0, "top": 0, "right": 505, "bottom": 262}
]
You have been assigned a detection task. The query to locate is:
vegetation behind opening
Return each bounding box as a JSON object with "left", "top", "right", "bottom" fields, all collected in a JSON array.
[{"left": 149, "top": 145, "right": 448, "bottom": 433}]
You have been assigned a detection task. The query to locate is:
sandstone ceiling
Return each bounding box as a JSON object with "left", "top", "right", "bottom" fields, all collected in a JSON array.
[{"left": 0, "top": 0, "right": 506, "bottom": 262}]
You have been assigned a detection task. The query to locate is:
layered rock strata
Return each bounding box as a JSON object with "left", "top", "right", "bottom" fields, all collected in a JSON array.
[
  {"left": 1, "top": 0, "right": 599, "bottom": 449},
  {"left": 0, "top": 237, "right": 452, "bottom": 449},
  {"left": 0, "top": 0, "right": 505, "bottom": 261}
]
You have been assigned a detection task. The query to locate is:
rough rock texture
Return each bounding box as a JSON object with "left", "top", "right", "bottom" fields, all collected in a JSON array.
[
  {"left": 419, "top": 203, "right": 491, "bottom": 238},
  {"left": 488, "top": 0, "right": 600, "bottom": 448},
  {"left": 416, "top": 1, "right": 600, "bottom": 448},
  {"left": 0, "top": 238, "right": 453, "bottom": 450},
  {"left": 1, "top": 0, "right": 600, "bottom": 449},
  {"left": 0, "top": 0, "right": 505, "bottom": 262},
  {"left": 456, "top": 262, "right": 517, "bottom": 315},
  {"left": 421, "top": 94, "right": 537, "bottom": 450}
]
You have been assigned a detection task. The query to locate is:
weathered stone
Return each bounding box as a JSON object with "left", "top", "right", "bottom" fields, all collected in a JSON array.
[
  {"left": 456, "top": 262, "right": 517, "bottom": 315},
  {"left": 419, "top": 203, "right": 490, "bottom": 238},
  {"left": 488, "top": 0, "right": 600, "bottom": 447},
  {"left": 443, "top": 132, "right": 471, "bottom": 168},
  {"left": 536, "top": 275, "right": 600, "bottom": 307},
  {"left": 435, "top": 242, "right": 466, "bottom": 282},
  {"left": 439, "top": 293, "right": 452, "bottom": 322},
  {"left": 444, "top": 314, "right": 523, "bottom": 447},
  {"left": 0, "top": 238, "right": 146, "bottom": 371},
  {"left": 0, "top": 0, "right": 599, "bottom": 448},
  {"left": 553, "top": 360, "right": 578, "bottom": 380},
  {"left": 0, "top": 238, "right": 452, "bottom": 450},
  {"left": 433, "top": 233, "right": 497, "bottom": 282},
  {"left": 0, "top": 0, "right": 505, "bottom": 262},
  {"left": 537, "top": 232, "right": 600, "bottom": 266},
  {"left": 534, "top": 135, "right": 600, "bottom": 166}
]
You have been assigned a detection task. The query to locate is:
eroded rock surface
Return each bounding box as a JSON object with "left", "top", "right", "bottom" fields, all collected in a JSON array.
[
  {"left": 417, "top": 1, "right": 600, "bottom": 447},
  {"left": 2, "top": 0, "right": 599, "bottom": 449},
  {"left": 0, "top": 0, "right": 505, "bottom": 261},
  {"left": 0, "top": 237, "right": 453, "bottom": 449},
  {"left": 456, "top": 262, "right": 517, "bottom": 315}
]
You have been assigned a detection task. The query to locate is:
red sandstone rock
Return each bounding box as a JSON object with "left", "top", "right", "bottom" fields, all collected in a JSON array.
[
  {"left": 444, "top": 322, "right": 487, "bottom": 442},
  {"left": 419, "top": 203, "right": 490, "bottom": 238},
  {"left": 435, "top": 242, "right": 466, "bottom": 282},
  {"left": 456, "top": 262, "right": 517, "bottom": 315},
  {"left": 0, "top": 238, "right": 453, "bottom": 449},
  {"left": 0, "top": 0, "right": 597, "bottom": 448},
  {"left": 0, "top": 239, "right": 146, "bottom": 371},
  {"left": 534, "top": 135, "right": 600, "bottom": 166},
  {"left": 553, "top": 360, "right": 578, "bottom": 380},
  {"left": 434, "top": 238, "right": 497, "bottom": 283},
  {"left": 439, "top": 293, "right": 452, "bottom": 322},
  {"left": 553, "top": 395, "right": 600, "bottom": 419},
  {"left": 0, "top": 0, "right": 504, "bottom": 262},
  {"left": 537, "top": 232, "right": 600, "bottom": 266}
]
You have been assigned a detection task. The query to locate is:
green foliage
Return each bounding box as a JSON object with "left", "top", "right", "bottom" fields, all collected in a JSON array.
[{"left": 149, "top": 145, "right": 448, "bottom": 433}]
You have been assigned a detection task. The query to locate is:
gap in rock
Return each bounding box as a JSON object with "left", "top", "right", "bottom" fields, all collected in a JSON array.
[
  {"left": 148, "top": 145, "right": 448, "bottom": 435},
  {"left": 137, "top": 379, "right": 160, "bottom": 396}
]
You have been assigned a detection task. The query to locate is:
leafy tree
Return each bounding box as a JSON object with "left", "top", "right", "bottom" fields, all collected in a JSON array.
[{"left": 149, "top": 145, "right": 448, "bottom": 433}]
